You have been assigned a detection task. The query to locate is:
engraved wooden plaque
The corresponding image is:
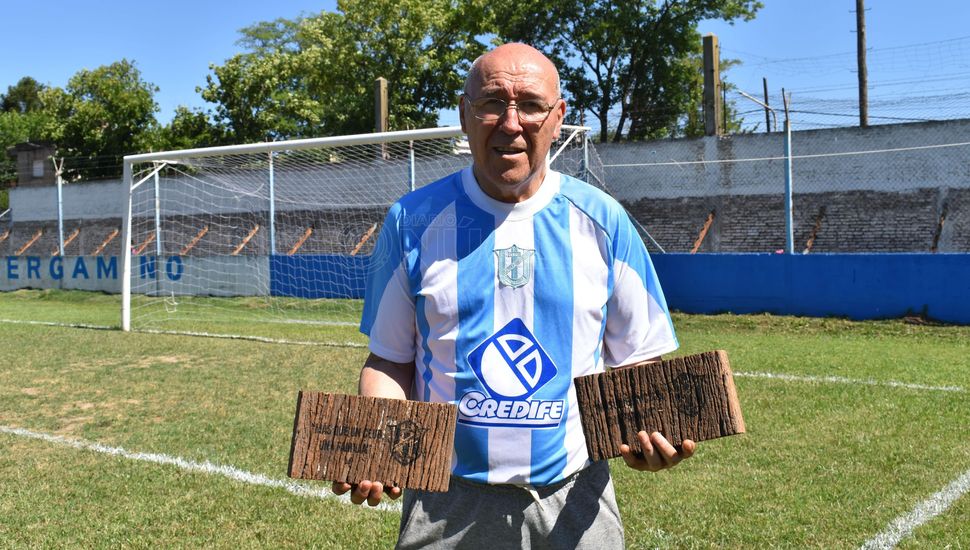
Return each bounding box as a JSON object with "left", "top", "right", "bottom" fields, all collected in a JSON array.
[
  {"left": 288, "top": 392, "right": 457, "bottom": 492},
  {"left": 574, "top": 350, "right": 745, "bottom": 461}
]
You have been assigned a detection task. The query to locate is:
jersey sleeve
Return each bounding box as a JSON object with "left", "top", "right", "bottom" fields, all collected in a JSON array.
[
  {"left": 602, "top": 212, "right": 679, "bottom": 367},
  {"left": 359, "top": 202, "right": 417, "bottom": 363}
]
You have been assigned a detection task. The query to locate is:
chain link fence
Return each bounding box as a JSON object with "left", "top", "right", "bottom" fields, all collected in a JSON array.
[
  {"left": 4, "top": 120, "right": 969, "bottom": 259},
  {"left": 599, "top": 119, "right": 970, "bottom": 254}
]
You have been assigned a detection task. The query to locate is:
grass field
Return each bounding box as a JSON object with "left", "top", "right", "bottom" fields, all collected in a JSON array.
[{"left": 0, "top": 289, "right": 968, "bottom": 548}]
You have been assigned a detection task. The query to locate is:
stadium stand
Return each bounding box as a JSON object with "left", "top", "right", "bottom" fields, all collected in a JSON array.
[
  {"left": 624, "top": 188, "right": 951, "bottom": 253},
  {"left": 942, "top": 188, "right": 970, "bottom": 252},
  {"left": 1, "top": 189, "right": 964, "bottom": 257}
]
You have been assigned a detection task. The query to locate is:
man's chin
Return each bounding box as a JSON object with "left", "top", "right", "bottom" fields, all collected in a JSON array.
[
  {"left": 478, "top": 170, "right": 545, "bottom": 201},
  {"left": 495, "top": 173, "right": 538, "bottom": 191}
]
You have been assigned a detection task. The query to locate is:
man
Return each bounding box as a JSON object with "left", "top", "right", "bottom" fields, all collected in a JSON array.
[{"left": 334, "top": 43, "right": 694, "bottom": 548}]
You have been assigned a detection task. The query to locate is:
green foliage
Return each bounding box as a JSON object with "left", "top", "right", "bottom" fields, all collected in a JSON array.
[
  {"left": 154, "top": 106, "right": 227, "bottom": 151},
  {"left": 1, "top": 76, "right": 46, "bottom": 113},
  {"left": 40, "top": 59, "right": 160, "bottom": 179},
  {"left": 1, "top": 1, "right": 764, "bottom": 169},
  {"left": 493, "top": 0, "right": 761, "bottom": 141},
  {"left": 202, "top": 0, "right": 490, "bottom": 142}
]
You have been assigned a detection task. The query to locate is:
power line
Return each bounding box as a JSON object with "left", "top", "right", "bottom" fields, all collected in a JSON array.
[{"left": 721, "top": 34, "right": 970, "bottom": 67}]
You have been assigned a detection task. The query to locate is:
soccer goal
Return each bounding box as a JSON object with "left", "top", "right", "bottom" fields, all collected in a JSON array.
[{"left": 120, "top": 125, "right": 602, "bottom": 344}]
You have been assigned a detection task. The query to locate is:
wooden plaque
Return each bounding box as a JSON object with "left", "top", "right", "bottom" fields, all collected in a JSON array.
[
  {"left": 574, "top": 350, "right": 745, "bottom": 461},
  {"left": 288, "top": 392, "right": 457, "bottom": 492}
]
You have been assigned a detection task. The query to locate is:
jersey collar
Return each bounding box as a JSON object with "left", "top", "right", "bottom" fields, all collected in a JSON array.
[{"left": 461, "top": 166, "right": 561, "bottom": 221}]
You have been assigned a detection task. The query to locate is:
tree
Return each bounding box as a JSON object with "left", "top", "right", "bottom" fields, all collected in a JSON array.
[
  {"left": 201, "top": 0, "right": 490, "bottom": 142},
  {"left": 493, "top": 0, "right": 761, "bottom": 141},
  {"left": 155, "top": 106, "right": 227, "bottom": 150},
  {"left": 1, "top": 76, "right": 46, "bottom": 113},
  {"left": 40, "top": 59, "right": 160, "bottom": 178}
]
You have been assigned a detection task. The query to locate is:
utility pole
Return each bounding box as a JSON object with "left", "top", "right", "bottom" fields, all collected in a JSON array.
[
  {"left": 375, "top": 77, "right": 389, "bottom": 159},
  {"left": 703, "top": 34, "right": 723, "bottom": 136},
  {"left": 855, "top": 0, "right": 869, "bottom": 127},
  {"left": 782, "top": 89, "right": 794, "bottom": 254},
  {"left": 374, "top": 77, "right": 389, "bottom": 133},
  {"left": 53, "top": 157, "right": 65, "bottom": 257},
  {"left": 763, "top": 77, "right": 771, "bottom": 133}
]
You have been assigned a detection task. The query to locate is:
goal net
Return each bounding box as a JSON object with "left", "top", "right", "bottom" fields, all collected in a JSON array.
[{"left": 121, "top": 125, "right": 603, "bottom": 345}]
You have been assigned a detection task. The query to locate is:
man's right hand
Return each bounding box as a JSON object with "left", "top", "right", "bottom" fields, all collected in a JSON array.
[
  {"left": 331, "top": 480, "right": 402, "bottom": 506},
  {"left": 334, "top": 353, "right": 413, "bottom": 506}
]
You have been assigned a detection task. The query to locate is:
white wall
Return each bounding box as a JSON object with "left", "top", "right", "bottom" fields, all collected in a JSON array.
[
  {"left": 596, "top": 118, "right": 970, "bottom": 200},
  {"left": 0, "top": 255, "right": 120, "bottom": 292},
  {"left": 11, "top": 180, "right": 125, "bottom": 222},
  {"left": 9, "top": 156, "right": 469, "bottom": 222},
  {"left": 0, "top": 255, "right": 269, "bottom": 296}
]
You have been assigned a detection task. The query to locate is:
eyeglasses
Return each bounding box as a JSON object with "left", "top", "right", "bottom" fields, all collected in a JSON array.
[{"left": 464, "top": 96, "right": 560, "bottom": 123}]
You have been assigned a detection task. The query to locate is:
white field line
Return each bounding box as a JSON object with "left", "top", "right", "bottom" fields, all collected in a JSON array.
[
  {"left": 860, "top": 468, "right": 970, "bottom": 550},
  {"left": 136, "top": 328, "right": 367, "bottom": 348},
  {"left": 0, "top": 425, "right": 402, "bottom": 512},
  {"left": 261, "top": 318, "right": 359, "bottom": 327},
  {"left": 734, "top": 371, "right": 964, "bottom": 393},
  {"left": 0, "top": 318, "right": 115, "bottom": 330},
  {"left": 0, "top": 318, "right": 366, "bottom": 348}
]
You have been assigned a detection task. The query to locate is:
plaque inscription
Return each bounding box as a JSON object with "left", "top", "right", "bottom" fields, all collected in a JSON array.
[
  {"left": 288, "top": 392, "right": 457, "bottom": 492},
  {"left": 574, "top": 350, "right": 745, "bottom": 461}
]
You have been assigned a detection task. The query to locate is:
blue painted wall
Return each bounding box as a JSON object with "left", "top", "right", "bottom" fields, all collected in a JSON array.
[
  {"left": 270, "top": 253, "right": 970, "bottom": 325},
  {"left": 652, "top": 253, "right": 970, "bottom": 325},
  {"left": 270, "top": 255, "right": 368, "bottom": 299}
]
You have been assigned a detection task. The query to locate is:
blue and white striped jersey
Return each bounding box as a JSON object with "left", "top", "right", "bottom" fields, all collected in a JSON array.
[{"left": 360, "top": 167, "right": 678, "bottom": 486}]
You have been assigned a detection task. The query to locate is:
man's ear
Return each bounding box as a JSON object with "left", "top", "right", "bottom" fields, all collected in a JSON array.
[
  {"left": 458, "top": 95, "right": 468, "bottom": 133},
  {"left": 552, "top": 97, "right": 567, "bottom": 139}
]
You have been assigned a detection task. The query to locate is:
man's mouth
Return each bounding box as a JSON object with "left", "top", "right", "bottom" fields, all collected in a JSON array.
[{"left": 493, "top": 146, "right": 526, "bottom": 155}]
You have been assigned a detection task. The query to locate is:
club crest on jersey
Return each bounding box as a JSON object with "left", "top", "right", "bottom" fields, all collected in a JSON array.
[
  {"left": 459, "top": 318, "right": 564, "bottom": 429},
  {"left": 494, "top": 245, "right": 535, "bottom": 288}
]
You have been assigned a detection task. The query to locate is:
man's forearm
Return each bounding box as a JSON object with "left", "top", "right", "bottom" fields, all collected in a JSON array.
[{"left": 359, "top": 352, "right": 415, "bottom": 400}]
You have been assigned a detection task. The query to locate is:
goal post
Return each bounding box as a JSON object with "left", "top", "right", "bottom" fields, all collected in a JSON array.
[{"left": 120, "top": 125, "right": 601, "bottom": 344}]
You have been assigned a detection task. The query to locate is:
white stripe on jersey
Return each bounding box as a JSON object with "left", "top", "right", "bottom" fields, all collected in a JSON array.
[
  {"left": 486, "top": 211, "right": 536, "bottom": 485},
  {"left": 368, "top": 262, "right": 415, "bottom": 363},
  {"left": 604, "top": 258, "right": 679, "bottom": 366},
  {"left": 418, "top": 203, "right": 460, "bottom": 405},
  {"left": 563, "top": 202, "right": 610, "bottom": 475}
]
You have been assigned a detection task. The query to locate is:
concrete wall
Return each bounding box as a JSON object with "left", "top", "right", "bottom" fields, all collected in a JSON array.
[
  {"left": 1, "top": 255, "right": 120, "bottom": 292},
  {"left": 597, "top": 118, "right": 970, "bottom": 200},
  {"left": 9, "top": 144, "right": 56, "bottom": 188},
  {"left": 9, "top": 155, "right": 470, "bottom": 223},
  {"left": 132, "top": 255, "right": 269, "bottom": 297},
  {"left": 1, "top": 255, "right": 268, "bottom": 296},
  {"left": 11, "top": 180, "right": 125, "bottom": 222}
]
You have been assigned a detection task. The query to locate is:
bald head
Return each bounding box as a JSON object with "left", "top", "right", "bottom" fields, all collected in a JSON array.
[
  {"left": 464, "top": 43, "right": 560, "bottom": 97},
  {"left": 458, "top": 42, "right": 566, "bottom": 203}
]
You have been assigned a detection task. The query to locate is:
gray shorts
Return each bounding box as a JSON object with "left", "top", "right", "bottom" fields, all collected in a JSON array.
[{"left": 395, "top": 460, "right": 624, "bottom": 550}]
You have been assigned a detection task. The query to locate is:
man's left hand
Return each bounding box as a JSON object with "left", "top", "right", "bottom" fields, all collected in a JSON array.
[{"left": 619, "top": 431, "right": 695, "bottom": 472}]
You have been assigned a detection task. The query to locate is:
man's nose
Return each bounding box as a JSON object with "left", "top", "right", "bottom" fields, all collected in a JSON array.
[{"left": 497, "top": 104, "right": 524, "bottom": 133}]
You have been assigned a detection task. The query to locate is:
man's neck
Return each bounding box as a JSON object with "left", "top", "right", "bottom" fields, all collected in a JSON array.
[{"left": 472, "top": 165, "right": 546, "bottom": 204}]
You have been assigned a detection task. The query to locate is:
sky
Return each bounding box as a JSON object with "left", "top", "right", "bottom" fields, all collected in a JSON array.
[{"left": 3, "top": 1, "right": 969, "bottom": 131}]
